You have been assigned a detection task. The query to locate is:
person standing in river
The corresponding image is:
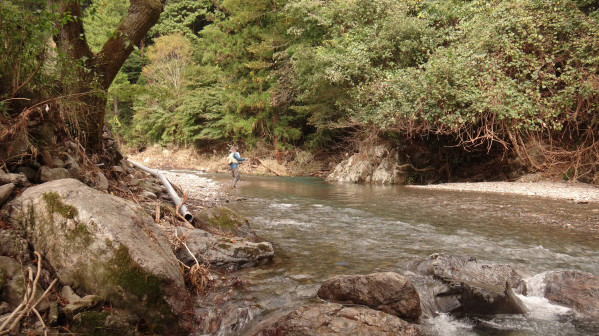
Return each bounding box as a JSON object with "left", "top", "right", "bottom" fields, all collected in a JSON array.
[{"left": 228, "top": 146, "right": 246, "bottom": 188}]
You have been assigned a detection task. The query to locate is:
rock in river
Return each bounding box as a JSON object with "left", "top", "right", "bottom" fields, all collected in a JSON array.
[
  {"left": 254, "top": 302, "right": 421, "bottom": 336},
  {"left": 175, "top": 227, "right": 274, "bottom": 271},
  {"left": 542, "top": 270, "right": 599, "bottom": 319},
  {"left": 409, "top": 253, "right": 528, "bottom": 316},
  {"left": 317, "top": 272, "right": 421, "bottom": 321},
  {"left": 6, "top": 179, "right": 189, "bottom": 332}
]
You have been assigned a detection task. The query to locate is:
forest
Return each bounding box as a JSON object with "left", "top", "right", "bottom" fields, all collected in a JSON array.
[{"left": 1, "top": 0, "right": 598, "bottom": 182}]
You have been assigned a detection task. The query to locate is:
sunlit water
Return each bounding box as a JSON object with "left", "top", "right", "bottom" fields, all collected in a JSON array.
[{"left": 199, "top": 174, "right": 599, "bottom": 335}]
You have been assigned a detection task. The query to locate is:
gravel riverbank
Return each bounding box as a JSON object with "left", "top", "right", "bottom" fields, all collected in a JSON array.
[{"left": 408, "top": 181, "right": 599, "bottom": 203}]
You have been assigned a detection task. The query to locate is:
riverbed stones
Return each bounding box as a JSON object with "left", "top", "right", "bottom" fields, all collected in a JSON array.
[
  {"left": 254, "top": 302, "right": 422, "bottom": 336},
  {"left": 0, "top": 256, "right": 49, "bottom": 312},
  {"left": 176, "top": 227, "right": 273, "bottom": 271},
  {"left": 409, "top": 253, "right": 527, "bottom": 316},
  {"left": 0, "top": 183, "right": 14, "bottom": 205},
  {"left": 6, "top": 178, "right": 189, "bottom": 330},
  {"left": 38, "top": 166, "right": 70, "bottom": 182},
  {"left": 542, "top": 270, "right": 599, "bottom": 318},
  {"left": 317, "top": 272, "right": 421, "bottom": 321},
  {"left": 0, "top": 172, "right": 29, "bottom": 187}
]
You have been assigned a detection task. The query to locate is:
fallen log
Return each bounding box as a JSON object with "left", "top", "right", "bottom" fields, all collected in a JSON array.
[{"left": 127, "top": 159, "right": 194, "bottom": 223}]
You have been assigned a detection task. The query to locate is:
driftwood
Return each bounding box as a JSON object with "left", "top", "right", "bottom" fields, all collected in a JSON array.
[{"left": 127, "top": 159, "right": 194, "bottom": 223}]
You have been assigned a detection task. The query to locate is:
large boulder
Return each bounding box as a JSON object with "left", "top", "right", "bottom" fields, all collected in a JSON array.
[
  {"left": 326, "top": 144, "right": 408, "bottom": 184},
  {"left": 254, "top": 303, "right": 421, "bottom": 336},
  {"left": 409, "top": 254, "right": 527, "bottom": 316},
  {"left": 542, "top": 270, "right": 599, "bottom": 318},
  {"left": 176, "top": 227, "right": 273, "bottom": 271},
  {"left": 317, "top": 272, "right": 421, "bottom": 321},
  {"left": 6, "top": 179, "right": 189, "bottom": 332}
]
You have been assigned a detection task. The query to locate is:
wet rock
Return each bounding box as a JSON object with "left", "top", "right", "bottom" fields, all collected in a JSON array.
[
  {"left": 7, "top": 179, "right": 190, "bottom": 330},
  {"left": 317, "top": 272, "right": 421, "bottom": 321},
  {"left": 542, "top": 270, "right": 599, "bottom": 318},
  {"left": 409, "top": 254, "right": 527, "bottom": 316},
  {"left": 0, "top": 172, "right": 29, "bottom": 187},
  {"left": 196, "top": 206, "right": 257, "bottom": 241},
  {"left": 176, "top": 228, "right": 273, "bottom": 271},
  {"left": 254, "top": 303, "right": 422, "bottom": 336},
  {"left": 73, "top": 311, "right": 137, "bottom": 336},
  {"left": 0, "top": 229, "right": 30, "bottom": 261},
  {"left": 0, "top": 183, "right": 14, "bottom": 205},
  {"left": 38, "top": 166, "right": 70, "bottom": 182}
]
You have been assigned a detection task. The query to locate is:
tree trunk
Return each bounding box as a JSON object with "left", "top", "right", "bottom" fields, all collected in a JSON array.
[{"left": 51, "top": 0, "right": 164, "bottom": 152}]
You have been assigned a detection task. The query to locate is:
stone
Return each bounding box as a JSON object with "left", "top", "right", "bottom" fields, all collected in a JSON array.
[
  {"left": 48, "top": 302, "right": 59, "bottom": 325},
  {"left": 254, "top": 303, "right": 422, "bottom": 336},
  {"left": 0, "top": 183, "right": 14, "bottom": 205},
  {"left": 60, "top": 285, "right": 81, "bottom": 304},
  {"left": 409, "top": 254, "right": 527, "bottom": 316},
  {"left": 0, "top": 256, "right": 49, "bottom": 312},
  {"left": 94, "top": 171, "right": 109, "bottom": 190},
  {"left": 542, "top": 270, "right": 599, "bottom": 318},
  {"left": 0, "top": 229, "right": 30, "bottom": 261},
  {"left": 17, "top": 167, "right": 37, "bottom": 181},
  {"left": 63, "top": 295, "right": 103, "bottom": 319},
  {"left": 112, "top": 165, "right": 126, "bottom": 174},
  {"left": 7, "top": 179, "right": 190, "bottom": 331},
  {"left": 72, "top": 311, "right": 137, "bottom": 336},
  {"left": 38, "top": 166, "right": 70, "bottom": 182},
  {"left": 176, "top": 227, "right": 273, "bottom": 271},
  {"left": 140, "top": 191, "right": 158, "bottom": 200},
  {"left": 196, "top": 206, "right": 257, "bottom": 241},
  {"left": 0, "top": 172, "right": 29, "bottom": 187},
  {"left": 317, "top": 272, "right": 421, "bottom": 321}
]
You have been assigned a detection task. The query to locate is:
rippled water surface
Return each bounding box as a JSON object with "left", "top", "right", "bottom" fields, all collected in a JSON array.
[{"left": 204, "top": 174, "right": 599, "bottom": 335}]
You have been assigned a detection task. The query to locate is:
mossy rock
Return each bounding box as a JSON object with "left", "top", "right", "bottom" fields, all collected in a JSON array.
[{"left": 196, "top": 206, "right": 257, "bottom": 240}]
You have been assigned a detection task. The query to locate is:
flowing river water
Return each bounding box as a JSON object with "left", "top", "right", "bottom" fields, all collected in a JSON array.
[{"left": 198, "top": 174, "right": 599, "bottom": 336}]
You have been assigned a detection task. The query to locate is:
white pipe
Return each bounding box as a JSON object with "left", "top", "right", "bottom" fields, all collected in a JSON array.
[{"left": 127, "top": 159, "right": 194, "bottom": 223}]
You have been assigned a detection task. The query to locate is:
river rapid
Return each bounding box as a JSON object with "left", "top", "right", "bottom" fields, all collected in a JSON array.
[{"left": 201, "top": 173, "right": 599, "bottom": 336}]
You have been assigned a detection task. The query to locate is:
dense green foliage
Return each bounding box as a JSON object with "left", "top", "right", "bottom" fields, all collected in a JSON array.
[{"left": 3, "top": 0, "right": 596, "bottom": 179}]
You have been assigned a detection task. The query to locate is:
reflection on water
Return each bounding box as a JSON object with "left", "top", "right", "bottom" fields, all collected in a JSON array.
[{"left": 205, "top": 174, "right": 599, "bottom": 335}]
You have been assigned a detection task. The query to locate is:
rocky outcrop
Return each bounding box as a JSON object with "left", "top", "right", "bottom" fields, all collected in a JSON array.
[
  {"left": 326, "top": 144, "right": 408, "bottom": 184},
  {"left": 6, "top": 178, "right": 189, "bottom": 331},
  {"left": 254, "top": 303, "right": 421, "bottom": 336},
  {"left": 317, "top": 272, "right": 421, "bottom": 321},
  {"left": 176, "top": 227, "right": 273, "bottom": 271},
  {"left": 409, "top": 254, "right": 528, "bottom": 316},
  {"left": 542, "top": 270, "right": 599, "bottom": 318}
]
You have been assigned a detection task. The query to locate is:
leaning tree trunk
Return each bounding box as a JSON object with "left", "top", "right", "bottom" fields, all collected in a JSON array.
[{"left": 51, "top": 0, "right": 164, "bottom": 151}]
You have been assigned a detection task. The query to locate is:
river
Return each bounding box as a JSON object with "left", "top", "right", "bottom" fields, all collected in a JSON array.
[{"left": 200, "top": 174, "right": 599, "bottom": 336}]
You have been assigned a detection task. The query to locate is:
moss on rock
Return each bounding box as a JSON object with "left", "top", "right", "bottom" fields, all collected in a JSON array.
[{"left": 42, "top": 192, "right": 77, "bottom": 219}]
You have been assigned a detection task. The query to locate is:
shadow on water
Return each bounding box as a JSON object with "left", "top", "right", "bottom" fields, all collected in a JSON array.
[{"left": 202, "top": 173, "right": 599, "bottom": 335}]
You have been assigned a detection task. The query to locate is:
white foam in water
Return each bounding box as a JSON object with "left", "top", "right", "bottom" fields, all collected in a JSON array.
[
  {"left": 270, "top": 203, "right": 295, "bottom": 208},
  {"left": 428, "top": 313, "right": 475, "bottom": 336},
  {"left": 516, "top": 273, "right": 572, "bottom": 319}
]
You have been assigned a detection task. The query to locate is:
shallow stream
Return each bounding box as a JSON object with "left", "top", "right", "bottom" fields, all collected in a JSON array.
[{"left": 202, "top": 174, "right": 599, "bottom": 336}]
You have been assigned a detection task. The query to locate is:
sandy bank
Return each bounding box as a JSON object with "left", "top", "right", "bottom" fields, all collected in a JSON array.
[{"left": 408, "top": 181, "right": 599, "bottom": 203}]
